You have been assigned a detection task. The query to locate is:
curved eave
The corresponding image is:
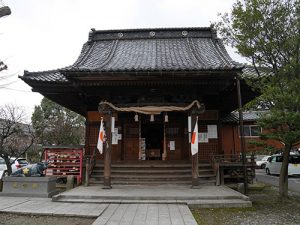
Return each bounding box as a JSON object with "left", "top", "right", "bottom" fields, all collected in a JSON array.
[
  {"left": 61, "top": 67, "right": 244, "bottom": 78},
  {"left": 20, "top": 76, "right": 71, "bottom": 87}
]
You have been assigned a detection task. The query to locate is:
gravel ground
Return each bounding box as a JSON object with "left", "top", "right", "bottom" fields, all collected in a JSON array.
[
  {"left": 0, "top": 213, "right": 95, "bottom": 225},
  {"left": 191, "top": 185, "right": 300, "bottom": 225}
]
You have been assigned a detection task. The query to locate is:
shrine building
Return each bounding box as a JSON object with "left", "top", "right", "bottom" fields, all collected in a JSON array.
[{"left": 21, "top": 27, "right": 257, "bottom": 187}]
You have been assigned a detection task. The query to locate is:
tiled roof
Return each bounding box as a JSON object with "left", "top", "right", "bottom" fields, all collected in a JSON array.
[
  {"left": 241, "top": 66, "right": 273, "bottom": 78},
  {"left": 20, "top": 64, "right": 268, "bottom": 84},
  {"left": 222, "top": 111, "right": 264, "bottom": 123},
  {"left": 21, "top": 27, "right": 245, "bottom": 83},
  {"left": 63, "top": 27, "right": 242, "bottom": 73},
  {"left": 21, "top": 70, "right": 69, "bottom": 83}
]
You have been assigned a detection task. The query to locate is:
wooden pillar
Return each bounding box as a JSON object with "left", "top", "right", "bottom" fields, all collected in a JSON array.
[
  {"left": 236, "top": 76, "right": 248, "bottom": 194},
  {"left": 84, "top": 120, "right": 90, "bottom": 155},
  {"left": 190, "top": 105, "right": 202, "bottom": 187},
  {"left": 162, "top": 120, "right": 167, "bottom": 161},
  {"left": 103, "top": 114, "right": 112, "bottom": 189},
  {"left": 99, "top": 104, "right": 113, "bottom": 189},
  {"left": 84, "top": 156, "right": 90, "bottom": 187}
]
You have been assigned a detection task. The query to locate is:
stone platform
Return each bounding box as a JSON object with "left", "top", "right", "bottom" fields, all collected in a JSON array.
[
  {"left": 0, "top": 176, "right": 58, "bottom": 198},
  {"left": 52, "top": 184, "right": 252, "bottom": 208}
]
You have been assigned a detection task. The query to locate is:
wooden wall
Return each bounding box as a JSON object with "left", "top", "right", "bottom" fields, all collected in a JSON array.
[
  {"left": 220, "top": 123, "right": 284, "bottom": 154},
  {"left": 86, "top": 111, "right": 222, "bottom": 162}
]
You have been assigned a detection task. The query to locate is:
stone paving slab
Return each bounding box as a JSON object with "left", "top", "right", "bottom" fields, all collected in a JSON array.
[
  {"left": 0, "top": 197, "right": 198, "bottom": 224},
  {"left": 0, "top": 197, "right": 30, "bottom": 210},
  {"left": 0, "top": 196, "right": 107, "bottom": 217},
  {"left": 92, "top": 204, "right": 197, "bottom": 225}
]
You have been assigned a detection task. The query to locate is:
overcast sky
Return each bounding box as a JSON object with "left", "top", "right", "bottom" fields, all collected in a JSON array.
[{"left": 0, "top": 0, "right": 245, "bottom": 120}]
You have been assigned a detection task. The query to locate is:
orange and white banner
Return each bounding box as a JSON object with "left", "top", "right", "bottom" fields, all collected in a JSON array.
[
  {"left": 97, "top": 118, "right": 105, "bottom": 154},
  {"left": 191, "top": 118, "right": 198, "bottom": 155}
]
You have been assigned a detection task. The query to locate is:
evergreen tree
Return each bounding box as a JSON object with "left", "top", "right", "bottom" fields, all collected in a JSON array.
[
  {"left": 32, "top": 98, "right": 85, "bottom": 146},
  {"left": 215, "top": 0, "right": 300, "bottom": 199}
]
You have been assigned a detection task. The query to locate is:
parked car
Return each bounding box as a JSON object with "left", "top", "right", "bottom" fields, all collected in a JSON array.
[
  {"left": 256, "top": 155, "right": 271, "bottom": 169},
  {"left": 0, "top": 157, "right": 7, "bottom": 175},
  {"left": 0, "top": 157, "right": 29, "bottom": 175},
  {"left": 10, "top": 157, "right": 29, "bottom": 172},
  {"left": 265, "top": 154, "right": 300, "bottom": 175}
]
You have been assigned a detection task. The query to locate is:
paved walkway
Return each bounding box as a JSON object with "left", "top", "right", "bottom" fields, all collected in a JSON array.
[
  {"left": 0, "top": 197, "right": 107, "bottom": 217},
  {"left": 92, "top": 203, "right": 197, "bottom": 225},
  {"left": 0, "top": 197, "right": 197, "bottom": 225},
  {"left": 0, "top": 185, "right": 251, "bottom": 224}
]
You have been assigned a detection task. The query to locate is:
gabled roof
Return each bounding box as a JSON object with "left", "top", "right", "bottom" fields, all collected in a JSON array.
[
  {"left": 62, "top": 27, "right": 241, "bottom": 73},
  {"left": 21, "top": 27, "right": 243, "bottom": 84}
]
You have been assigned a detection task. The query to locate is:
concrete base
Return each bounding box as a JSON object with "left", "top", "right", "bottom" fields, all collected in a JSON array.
[{"left": 0, "top": 176, "right": 58, "bottom": 198}]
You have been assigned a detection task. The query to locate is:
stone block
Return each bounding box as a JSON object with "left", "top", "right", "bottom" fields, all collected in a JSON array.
[{"left": 0, "top": 176, "right": 58, "bottom": 198}]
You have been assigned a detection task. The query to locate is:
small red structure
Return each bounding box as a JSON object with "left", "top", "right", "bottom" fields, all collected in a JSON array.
[{"left": 44, "top": 146, "right": 84, "bottom": 185}]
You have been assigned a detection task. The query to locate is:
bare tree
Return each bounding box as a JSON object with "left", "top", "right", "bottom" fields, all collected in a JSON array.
[{"left": 0, "top": 105, "right": 34, "bottom": 175}]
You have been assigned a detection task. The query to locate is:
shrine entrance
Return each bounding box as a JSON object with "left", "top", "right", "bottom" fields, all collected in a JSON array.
[{"left": 141, "top": 122, "right": 164, "bottom": 160}]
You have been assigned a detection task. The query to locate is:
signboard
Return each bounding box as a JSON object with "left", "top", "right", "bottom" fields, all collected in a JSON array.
[
  {"left": 199, "top": 133, "right": 208, "bottom": 143},
  {"left": 112, "top": 128, "right": 119, "bottom": 145},
  {"left": 207, "top": 125, "right": 218, "bottom": 138},
  {"left": 140, "top": 138, "right": 146, "bottom": 160},
  {"left": 169, "top": 141, "right": 175, "bottom": 150}
]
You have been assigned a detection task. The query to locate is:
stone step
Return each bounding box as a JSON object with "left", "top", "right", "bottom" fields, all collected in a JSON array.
[
  {"left": 94, "top": 163, "right": 212, "bottom": 168},
  {"left": 91, "top": 161, "right": 216, "bottom": 185},
  {"left": 51, "top": 198, "right": 251, "bottom": 208},
  {"left": 89, "top": 178, "right": 216, "bottom": 185},
  {"left": 93, "top": 181, "right": 192, "bottom": 185},
  {"left": 53, "top": 192, "right": 246, "bottom": 202},
  {"left": 92, "top": 168, "right": 214, "bottom": 174},
  {"left": 90, "top": 173, "right": 215, "bottom": 179}
]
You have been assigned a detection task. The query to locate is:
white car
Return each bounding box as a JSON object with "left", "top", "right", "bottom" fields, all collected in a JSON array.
[
  {"left": 0, "top": 157, "right": 29, "bottom": 175},
  {"left": 256, "top": 156, "right": 271, "bottom": 169},
  {"left": 265, "top": 154, "right": 300, "bottom": 175},
  {"left": 0, "top": 158, "right": 7, "bottom": 175}
]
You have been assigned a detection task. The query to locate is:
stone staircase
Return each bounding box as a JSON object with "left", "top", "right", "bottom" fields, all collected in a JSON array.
[{"left": 89, "top": 161, "right": 216, "bottom": 185}]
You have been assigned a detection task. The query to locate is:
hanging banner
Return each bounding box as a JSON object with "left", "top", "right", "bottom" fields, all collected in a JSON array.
[
  {"left": 97, "top": 118, "right": 105, "bottom": 154},
  {"left": 188, "top": 116, "right": 192, "bottom": 133},
  {"left": 191, "top": 119, "right": 198, "bottom": 155}
]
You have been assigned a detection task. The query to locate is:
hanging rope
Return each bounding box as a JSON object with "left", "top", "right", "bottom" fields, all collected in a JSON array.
[{"left": 99, "top": 100, "right": 204, "bottom": 115}]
